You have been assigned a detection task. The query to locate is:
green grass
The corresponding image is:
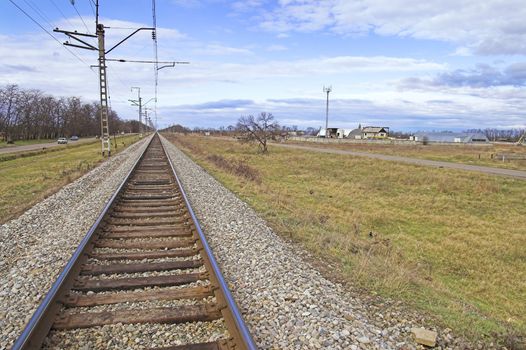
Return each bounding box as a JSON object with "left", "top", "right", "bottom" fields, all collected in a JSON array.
[
  {"left": 284, "top": 140, "right": 526, "bottom": 171},
  {"left": 165, "top": 133, "right": 526, "bottom": 346},
  {"left": 0, "top": 138, "right": 59, "bottom": 148},
  {"left": 0, "top": 134, "right": 142, "bottom": 223}
]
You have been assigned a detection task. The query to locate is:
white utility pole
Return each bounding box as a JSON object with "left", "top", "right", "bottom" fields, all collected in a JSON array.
[{"left": 323, "top": 85, "right": 332, "bottom": 132}]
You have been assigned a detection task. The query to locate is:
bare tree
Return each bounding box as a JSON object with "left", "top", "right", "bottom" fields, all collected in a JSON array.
[
  {"left": 304, "top": 127, "right": 318, "bottom": 136},
  {"left": 236, "top": 112, "right": 280, "bottom": 153},
  {"left": 0, "top": 85, "right": 150, "bottom": 142}
]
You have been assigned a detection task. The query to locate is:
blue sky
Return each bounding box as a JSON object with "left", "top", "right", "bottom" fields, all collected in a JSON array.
[{"left": 1, "top": 0, "right": 526, "bottom": 131}]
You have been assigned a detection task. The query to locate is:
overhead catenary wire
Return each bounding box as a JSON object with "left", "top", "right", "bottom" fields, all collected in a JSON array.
[
  {"left": 48, "top": 0, "right": 75, "bottom": 29},
  {"left": 70, "top": 0, "right": 90, "bottom": 33},
  {"left": 105, "top": 58, "right": 188, "bottom": 64},
  {"left": 104, "top": 26, "right": 138, "bottom": 30},
  {"left": 7, "top": 0, "right": 96, "bottom": 74},
  {"left": 87, "top": 0, "right": 96, "bottom": 17},
  {"left": 23, "top": 0, "right": 54, "bottom": 28}
]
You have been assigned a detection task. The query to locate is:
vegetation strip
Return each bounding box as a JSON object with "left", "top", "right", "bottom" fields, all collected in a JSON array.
[
  {"left": 165, "top": 133, "right": 526, "bottom": 345},
  {"left": 285, "top": 139, "right": 526, "bottom": 171},
  {"left": 274, "top": 142, "right": 526, "bottom": 179},
  {"left": 0, "top": 134, "right": 142, "bottom": 223}
]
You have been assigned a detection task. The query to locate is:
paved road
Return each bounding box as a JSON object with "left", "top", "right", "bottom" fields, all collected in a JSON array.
[
  {"left": 273, "top": 143, "right": 526, "bottom": 180},
  {"left": 0, "top": 137, "right": 97, "bottom": 155}
]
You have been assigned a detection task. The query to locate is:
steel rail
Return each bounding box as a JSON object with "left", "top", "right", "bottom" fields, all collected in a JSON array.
[
  {"left": 160, "top": 135, "right": 258, "bottom": 350},
  {"left": 11, "top": 135, "right": 155, "bottom": 350}
]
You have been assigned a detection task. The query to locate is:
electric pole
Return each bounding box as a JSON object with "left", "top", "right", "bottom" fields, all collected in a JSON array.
[
  {"left": 130, "top": 93, "right": 157, "bottom": 135},
  {"left": 129, "top": 87, "right": 142, "bottom": 135},
  {"left": 323, "top": 85, "right": 332, "bottom": 132},
  {"left": 54, "top": 0, "right": 154, "bottom": 156},
  {"left": 97, "top": 23, "right": 110, "bottom": 156},
  {"left": 143, "top": 108, "right": 153, "bottom": 131}
]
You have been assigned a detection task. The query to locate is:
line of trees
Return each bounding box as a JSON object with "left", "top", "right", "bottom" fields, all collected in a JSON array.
[
  {"left": 0, "top": 85, "right": 146, "bottom": 142},
  {"left": 464, "top": 128, "right": 525, "bottom": 142}
]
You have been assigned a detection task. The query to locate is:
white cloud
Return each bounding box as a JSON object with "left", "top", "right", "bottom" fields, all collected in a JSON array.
[
  {"left": 258, "top": 0, "right": 526, "bottom": 55},
  {"left": 3, "top": 14, "right": 524, "bottom": 130}
]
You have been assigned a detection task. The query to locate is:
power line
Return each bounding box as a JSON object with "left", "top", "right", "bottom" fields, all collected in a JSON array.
[
  {"left": 48, "top": 0, "right": 75, "bottom": 29},
  {"left": 87, "top": 0, "right": 96, "bottom": 17},
  {"left": 104, "top": 26, "right": 139, "bottom": 30},
  {"left": 7, "top": 0, "right": 95, "bottom": 73},
  {"left": 23, "top": 0, "right": 55, "bottom": 29},
  {"left": 70, "top": 0, "right": 90, "bottom": 33},
  {"left": 106, "top": 58, "right": 189, "bottom": 64}
]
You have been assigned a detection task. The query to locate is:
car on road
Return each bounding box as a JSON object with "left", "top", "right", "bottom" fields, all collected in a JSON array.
[
  {"left": 57, "top": 137, "right": 68, "bottom": 144},
  {"left": 70, "top": 135, "right": 79, "bottom": 141}
]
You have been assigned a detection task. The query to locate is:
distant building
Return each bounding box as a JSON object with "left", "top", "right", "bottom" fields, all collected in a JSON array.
[
  {"left": 362, "top": 127, "right": 389, "bottom": 139},
  {"left": 317, "top": 126, "right": 390, "bottom": 139},
  {"left": 317, "top": 128, "right": 353, "bottom": 138},
  {"left": 347, "top": 128, "right": 363, "bottom": 139},
  {"left": 410, "top": 132, "right": 489, "bottom": 143}
]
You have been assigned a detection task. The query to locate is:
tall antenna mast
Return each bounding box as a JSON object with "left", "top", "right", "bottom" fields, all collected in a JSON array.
[{"left": 323, "top": 85, "right": 332, "bottom": 131}]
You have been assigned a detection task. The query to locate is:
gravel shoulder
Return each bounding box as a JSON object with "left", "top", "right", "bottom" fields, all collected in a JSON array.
[
  {"left": 160, "top": 136, "right": 470, "bottom": 350},
  {"left": 0, "top": 135, "right": 152, "bottom": 349}
]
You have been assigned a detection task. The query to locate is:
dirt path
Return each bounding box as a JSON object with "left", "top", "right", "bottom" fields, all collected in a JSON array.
[{"left": 274, "top": 143, "right": 526, "bottom": 180}]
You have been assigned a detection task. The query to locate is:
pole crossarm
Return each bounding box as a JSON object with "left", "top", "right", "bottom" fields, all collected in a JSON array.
[
  {"left": 53, "top": 28, "right": 97, "bottom": 38},
  {"left": 143, "top": 98, "right": 156, "bottom": 106},
  {"left": 66, "top": 35, "right": 97, "bottom": 50},
  {"left": 105, "top": 27, "right": 155, "bottom": 55},
  {"left": 54, "top": 28, "right": 97, "bottom": 50},
  {"left": 63, "top": 42, "right": 96, "bottom": 50}
]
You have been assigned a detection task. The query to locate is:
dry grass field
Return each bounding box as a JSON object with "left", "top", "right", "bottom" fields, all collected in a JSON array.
[
  {"left": 286, "top": 140, "right": 526, "bottom": 171},
  {"left": 0, "top": 134, "right": 142, "bottom": 223},
  {"left": 164, "top": 133, "right": 526, "bottom": 345}
]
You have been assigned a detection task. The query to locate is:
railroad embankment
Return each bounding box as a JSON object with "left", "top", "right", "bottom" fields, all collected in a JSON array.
[{"left": 0, "top": 136, "right": 151, "bottom": 349}]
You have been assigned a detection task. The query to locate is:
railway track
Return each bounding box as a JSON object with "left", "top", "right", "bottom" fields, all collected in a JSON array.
[{"left": 12, "top": 134, "right": 256, "bottom": 350}]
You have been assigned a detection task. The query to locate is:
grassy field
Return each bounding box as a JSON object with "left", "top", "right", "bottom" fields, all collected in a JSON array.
[
  {"left": 164, "top": 133, "right": 526, "bottom": 345},
  {"left": 0, "top": 138, "right": 57, "bottom": 148},
  {"left": 285, "top": 140, "right": 526, "bottom": 171},
  {"left": 0, "top": 134, "right": 143, "bottom": 223}
]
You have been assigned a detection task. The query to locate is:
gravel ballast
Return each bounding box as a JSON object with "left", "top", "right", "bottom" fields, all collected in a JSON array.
[
  {"left": 160, "top": 135, "right": 467, "bottom": 350},
  {"left": 0, "top": 136, "right": 151, "bottom": 349}
]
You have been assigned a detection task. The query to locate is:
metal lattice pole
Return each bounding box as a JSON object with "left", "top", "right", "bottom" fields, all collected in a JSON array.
[{"left": 97, "top": 24, "right": 111, "bottom": 156}]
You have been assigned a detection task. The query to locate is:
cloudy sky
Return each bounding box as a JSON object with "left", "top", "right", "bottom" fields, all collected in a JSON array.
[{"left": 2, "top": 0, "right": 526, "bottom": 131}]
